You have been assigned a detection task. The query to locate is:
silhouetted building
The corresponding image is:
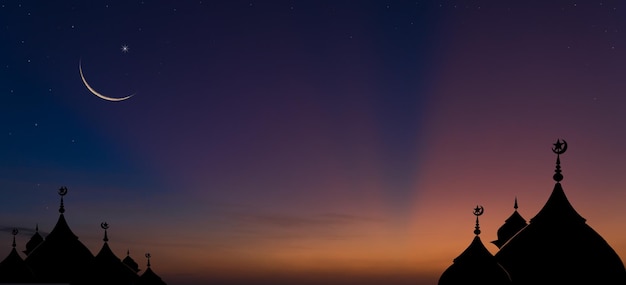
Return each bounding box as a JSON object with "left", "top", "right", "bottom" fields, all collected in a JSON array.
[
  {"left": 89, "top": 223, "right": 140, "bottom": 285},
  {"left": 24, "top": 188, "right": 95, "bottom": 284},
  {"left": 0, "top": 229, "right": 35, "bottom": 283},
  {"left": 123, "top": 249, "right": 141, "bottom": 273},
  {"left": 137, "top": 254, "right": 167, "bottom": 285},
  {"left": 439, "top": 139, "right": 626, "bottom": 284},
  {"left": 23, "top": 224, "right": 43, "bottom": 256},
  {"left": 491, "top": 198, "right": 527, "bottom": 249},
  {"left": 438, "top": 206, "right": 512, "bottom": 285},
  {"left": 0, "top": 187, "right": 168, "bottom": 284}
]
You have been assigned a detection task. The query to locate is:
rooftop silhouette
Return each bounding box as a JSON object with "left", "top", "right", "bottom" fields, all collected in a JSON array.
[
  {"left": 0, "top": 187, "right": 167, "bottom": 285},
  {"left": 440, "top": 139, "right": 626, "bottom": 284}
]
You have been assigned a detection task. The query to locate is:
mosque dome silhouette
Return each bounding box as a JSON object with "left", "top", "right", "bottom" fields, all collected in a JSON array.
[
  {"left": 438, "top": 206, "right": 512, "bottom": 285},
  {"left": 0, "top": 187, "right": 168, "bottom": 285},
  {"left": 439, "top": 139, "right": 626, "bottom": 285}
]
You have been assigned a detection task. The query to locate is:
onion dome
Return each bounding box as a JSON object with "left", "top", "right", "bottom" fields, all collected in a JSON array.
[
  {"left": 491, "top": 198, "right": 527, "bottom": 248},
  {"left": 438, "top": 206, "right": 512, "bottom": 285},
  {"left": 24, "top": 187, "right": 95, "bottom": 284},
  {"left": 88, "top": 222, "right": 139, "bottom": 285},
  {"left": 23, "top": 224, "right": 44, "bottom": 256},
  {"left": 495, "top": 139, "right": 626, "bottom": 284},
  {"left": 137, "top": 253, "right": 167, "bottom": 285},
  {"left": 0, "top": 229, "right": 35, "bottom": 282},
  {"left": 122, "top": 249, "right": 140, "bottom": 273}
]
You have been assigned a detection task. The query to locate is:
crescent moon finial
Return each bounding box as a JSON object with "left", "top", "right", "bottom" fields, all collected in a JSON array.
[
  {"left": 552, "top": 139, "right": 567, "bottom": 182},
  {"left": 58, "top": 186, "right": 67, "bottom": 214},
  {"left": 473, "top": 205, "right": 484, "bottom": 216},
  {"left": 101, "top": 222, "right": 109, "bottom": 242},
  {"left": 473, "top": 205, "right": 483, "bottom": 235},
  {"left": 145, "top": 253, "right": 152, "bottom": 267},
  {"left": 552, "top": 139, "right": 567, "bottom": 155}
]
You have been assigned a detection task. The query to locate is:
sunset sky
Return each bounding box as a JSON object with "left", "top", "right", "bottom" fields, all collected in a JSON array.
[{"left": 2, "top": 1, "right": 626, "bottom": 284}]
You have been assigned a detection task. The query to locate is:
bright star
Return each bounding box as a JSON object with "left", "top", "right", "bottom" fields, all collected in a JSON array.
[{"left": 121, "top": 45, "right": 129, "bottom": 53}]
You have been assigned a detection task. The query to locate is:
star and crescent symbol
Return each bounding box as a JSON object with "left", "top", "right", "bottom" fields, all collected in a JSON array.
[
  {"left": 58, "top": 186, "right": 68, "bottom": 196},
  {"left": 473, "top": 205, "right": 484, "bottom": 216},
  {"left": 101, "top": 222, "right": 109, "bottom": 230},
  {"left": 552, "top": 139, "right": 567, "bottom": 155}
]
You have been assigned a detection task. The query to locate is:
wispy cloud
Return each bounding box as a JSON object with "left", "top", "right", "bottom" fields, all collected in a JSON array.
[{"left": 0, "top": 225, "right": 48, "bottom": 237}]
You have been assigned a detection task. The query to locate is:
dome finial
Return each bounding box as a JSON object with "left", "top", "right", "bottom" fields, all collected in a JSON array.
[
  {"left": 11, "top": 228, "right": 18, "bottom": 248},
  {"left": 58, "top": 186, "right": 68, "bottom": 214},
  {"left": 101, "top": 222, "right": 109, "bottom": 242},
  {"left": 145, "top": 252, "right": 152, "bottom": 267},
  {"left": 514, "top": 196, "right": 518, "bottom": 210},
  {"left": 552, "top": 139, "right": 567, "bottom": 182},
  {"left": 473, "top": 205, "right": 484, "bottom": 235}
]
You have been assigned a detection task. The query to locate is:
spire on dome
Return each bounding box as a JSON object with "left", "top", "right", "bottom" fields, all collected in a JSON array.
[
  {"left": 58, "top": 186, "right": 68, "bottom": 214},
  {"left": 101, "top": 222, "right": 109, "bottom": 242},
  {"left": 11, "top": 229, "right": 17, "bottom": 248},
  {"left": 491, "top": 198, "right": 527, "bottom": 248},
  {"left": 145, "top": 253, "right": 151, "bottom": 268},
  {"left": 123, "top": 249, "right": 140, "bottom": 273},
  {"left": 552, "top": 139, "right": 567, "bottom": 182},
  {"left": 473, "top": 205, "right": 484, "bottom": 235},
  {"left": 23, "top": 224, "right": 43, "bottom": 256}
]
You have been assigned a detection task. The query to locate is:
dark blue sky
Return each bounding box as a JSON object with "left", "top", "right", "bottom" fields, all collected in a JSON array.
[{"left": 3, "top": 1, "right": 626, "bottom": 285}]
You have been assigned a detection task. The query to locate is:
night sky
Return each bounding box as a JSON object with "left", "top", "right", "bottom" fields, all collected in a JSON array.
[{"left": 2, "top": 1, "right": 626, "bottom": 285}]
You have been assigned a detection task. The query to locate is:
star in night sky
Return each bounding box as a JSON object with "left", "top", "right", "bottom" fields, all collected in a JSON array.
[{"left": 1, "top": 1, "right": 626, "bottom": 285}]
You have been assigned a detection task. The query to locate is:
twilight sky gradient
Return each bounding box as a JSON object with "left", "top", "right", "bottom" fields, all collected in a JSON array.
[{"left": 2, "top": 1, "right": 626, "bottom": 284}]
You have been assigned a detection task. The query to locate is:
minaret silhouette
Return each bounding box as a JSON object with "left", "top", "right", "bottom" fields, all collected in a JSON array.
[
  {"left": 494, "top": 139, "right": 626, "bottom": 284},
  {"left": 438, "top": 206, "right": 512, "bottom": 285}
]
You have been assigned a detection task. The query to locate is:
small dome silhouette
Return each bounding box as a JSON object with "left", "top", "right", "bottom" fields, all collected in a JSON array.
[
  {"left": 23, "top": 224, "right": 43, "bottom": 256},
  {"left": 0, "top": 229, "right": 35, "bottom": 282},
  {"left": 491, "top": 198, "right": 527, "bottom": 248},
  {"left": 137, "top": 254, "right": 167, "bottom": 285},
  {"left": 438, "top": 206, "right": 512, "bottom": 285},
  {"left": 122, "top": 250, "right": 141, "bottom": 273}
]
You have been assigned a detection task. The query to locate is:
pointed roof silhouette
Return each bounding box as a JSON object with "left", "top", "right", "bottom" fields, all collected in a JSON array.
[
  {"left": 123, "top": 249, "right": 141, "bottom": 273},
  {"left": 23, "top": 224, "right": 43, "bottom": 256},
  {"left": 24, "top": 187, "right": 95, "bottom": 284},
  {"left": 438, "top": 206, "right": 512, "bottom": 285},
  {"left": 491, "top": 198, "right": 527, "bottom": 248},
  {"left": 0, "top": 229, "right": 35, "bottom": 282},
  {"left": 137, "top": 253, "right": 167, "bottom": 285},
  {"left": 495, "top": 139, "right": 626, "bottom": 284},
  {"left": 89, "top": 223, "right": 139, "bottom": 285}
]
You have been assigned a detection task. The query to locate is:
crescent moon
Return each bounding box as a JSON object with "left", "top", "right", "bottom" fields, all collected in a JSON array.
[{"left": 79, "top": 60, "right": 134, "bottom": 102}]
